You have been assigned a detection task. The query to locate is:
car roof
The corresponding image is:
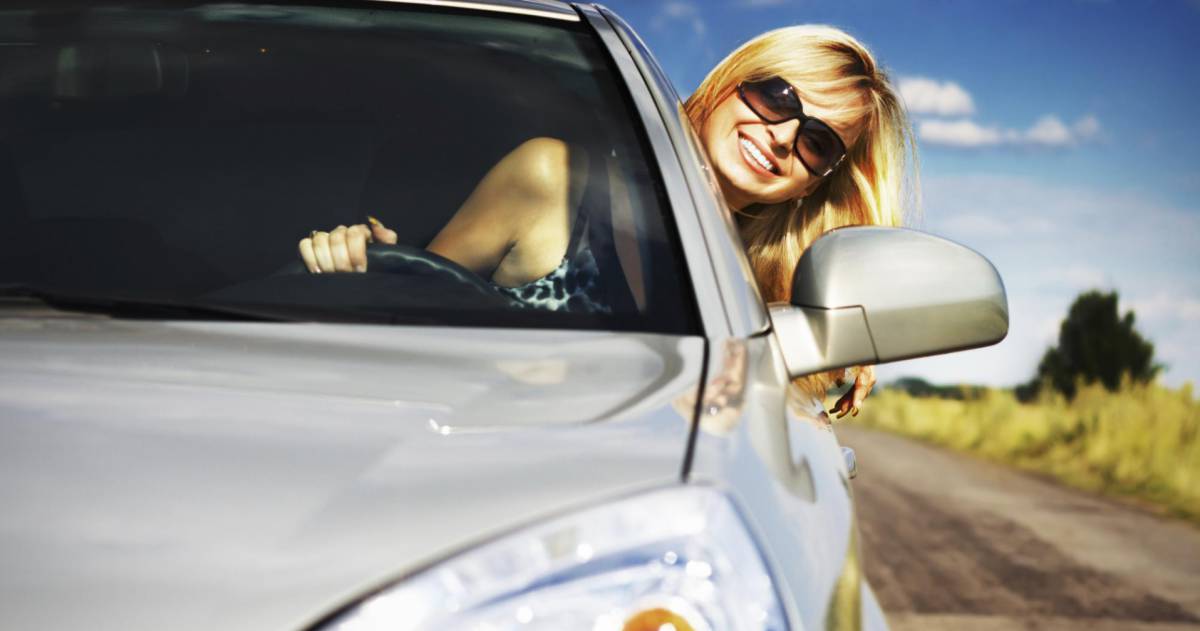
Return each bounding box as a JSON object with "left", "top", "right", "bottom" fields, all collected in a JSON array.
[{"left": 365, "top": 0, "right": 579, "bottom": 21}]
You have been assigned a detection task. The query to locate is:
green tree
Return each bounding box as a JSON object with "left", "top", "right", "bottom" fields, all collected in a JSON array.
[
  {"left": 889, "top": 376, "right": 984, "bottom": 400},
  {"left": 1019, "top": 290, "right": 1161, "bottom": 400}
]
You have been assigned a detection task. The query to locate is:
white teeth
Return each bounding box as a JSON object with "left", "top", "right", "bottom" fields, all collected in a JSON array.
[{"left": 740, "top": 137, "right": 775, "bottom": 173}]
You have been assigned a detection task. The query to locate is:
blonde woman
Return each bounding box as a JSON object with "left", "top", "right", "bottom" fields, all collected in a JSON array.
[
  {"left": 299, "top": 25, "right": 917, "bottom": 419},
  {"left": 684, "top": 25, "right": 918, "bottom": 416}
]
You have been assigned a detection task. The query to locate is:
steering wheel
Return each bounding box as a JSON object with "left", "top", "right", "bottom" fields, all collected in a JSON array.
[
  {"left": 359, "top": 244, "right": 518, "bottom": 304},
  {"left": 256, "top": 243, "right": 520, "bottom": 308}
]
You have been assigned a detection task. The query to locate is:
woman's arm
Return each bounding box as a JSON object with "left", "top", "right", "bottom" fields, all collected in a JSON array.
[
  {"left": 428, "top": 137, "right": 574, "bottom": 283},
  {"left": 299, "top": 137, "right": 579, "bottom": 284}
]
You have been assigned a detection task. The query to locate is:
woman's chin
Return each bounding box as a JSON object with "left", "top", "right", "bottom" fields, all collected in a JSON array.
[
  {"left": 729, "top": 178, "right": 792, "bottom": 207},
  {"left": 714, "top": 161, "right": 796, "bottom": 207}
]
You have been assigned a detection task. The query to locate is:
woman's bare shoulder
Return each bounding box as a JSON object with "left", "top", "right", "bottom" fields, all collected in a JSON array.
[{"left": 493, "top": 137, "right": 572, "bottom": 201}]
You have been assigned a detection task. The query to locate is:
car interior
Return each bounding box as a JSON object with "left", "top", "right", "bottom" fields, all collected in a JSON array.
[{"left": 0, "top": 3, "right": 699, "bottom": 332}]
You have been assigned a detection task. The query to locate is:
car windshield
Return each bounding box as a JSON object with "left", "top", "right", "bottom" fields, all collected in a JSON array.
[{"left": 0, "top": 2, "right": 700, "bottom": 334}]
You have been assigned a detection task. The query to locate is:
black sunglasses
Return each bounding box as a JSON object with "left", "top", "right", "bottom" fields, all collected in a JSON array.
[{"left": 737, "top": 77, "right": 847, "bottom": 178}]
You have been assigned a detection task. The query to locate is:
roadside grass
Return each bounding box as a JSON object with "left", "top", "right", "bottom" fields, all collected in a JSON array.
[{"left": 849, "top": 380, "right": 1200, "bottom": 525}]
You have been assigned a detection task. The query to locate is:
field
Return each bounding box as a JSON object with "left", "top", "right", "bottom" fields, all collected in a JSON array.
[{"left": 848, "top": 380, "right": 1200, "bottom": 524}]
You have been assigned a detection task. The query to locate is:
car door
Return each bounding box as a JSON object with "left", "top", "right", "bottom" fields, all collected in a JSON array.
[{"left": 579, "top": 6, "right": 872, "bottom": 630}]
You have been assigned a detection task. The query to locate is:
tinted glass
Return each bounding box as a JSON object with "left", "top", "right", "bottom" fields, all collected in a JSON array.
[
  {"left": 741, "top": 78, "right": 799, "bottom": 122},
  {"left": 0, "top": 2, "right": 699, "bottom": 334},
  {"left": 797, "top": 120, "right": 841, "bottom": 173},
  {"left": 741, "top": 78, "right": 844, "bottom": 175}
]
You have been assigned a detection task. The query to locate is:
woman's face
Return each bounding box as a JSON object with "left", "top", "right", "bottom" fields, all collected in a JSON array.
[{"left": 700, "top": 81, "right": 864, "bottom": 210}]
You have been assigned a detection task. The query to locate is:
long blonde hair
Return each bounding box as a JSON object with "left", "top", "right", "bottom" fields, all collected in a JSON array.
[{"left": 685, "top": 25, "right": 919, "bottom": 394}]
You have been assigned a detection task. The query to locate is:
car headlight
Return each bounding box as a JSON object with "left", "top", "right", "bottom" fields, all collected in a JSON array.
[{"left": 318, "top": 486, "right": 787, "bottom": 631}]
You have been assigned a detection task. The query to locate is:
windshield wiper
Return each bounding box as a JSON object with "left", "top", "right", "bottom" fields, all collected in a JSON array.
[{"left": 0, "top": 285, "right": 295, "bottom": 322}]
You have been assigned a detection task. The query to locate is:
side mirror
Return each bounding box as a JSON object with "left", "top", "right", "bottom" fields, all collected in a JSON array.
[{"left": 770, "top": 227, "right": 1008, "bottom": 378}]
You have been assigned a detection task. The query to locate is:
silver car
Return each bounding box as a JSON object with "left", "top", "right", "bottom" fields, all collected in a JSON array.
[{"left": 0, "top": 1, "right": 1007, "bottom": 630}]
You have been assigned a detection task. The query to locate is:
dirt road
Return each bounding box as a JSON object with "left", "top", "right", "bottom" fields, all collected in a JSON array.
[{"left": 837, "top": 425, "right": 1200, "bottom": 631}]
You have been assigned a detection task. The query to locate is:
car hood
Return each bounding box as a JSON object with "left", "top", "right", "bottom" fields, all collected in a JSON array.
[{"left": 0, "top": 317, "right": 704, "bottom": 631}]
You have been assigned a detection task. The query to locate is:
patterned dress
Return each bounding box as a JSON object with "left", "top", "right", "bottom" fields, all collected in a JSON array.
[{"left": 493, "top": 214, "right": 610, "bottom": 314}]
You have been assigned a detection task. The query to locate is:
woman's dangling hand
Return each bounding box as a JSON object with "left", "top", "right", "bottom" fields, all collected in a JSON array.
[
  {"left": 830, "top": 365, "right": 876, "bottom": 419},
  {"left": 298, "top": 216, "right": 398, "bottom": 274}
]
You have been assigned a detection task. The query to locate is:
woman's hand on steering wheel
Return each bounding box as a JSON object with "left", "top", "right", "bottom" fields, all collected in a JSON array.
[{"left": 298, "top": 216, "right": 398, "bottom": 274}]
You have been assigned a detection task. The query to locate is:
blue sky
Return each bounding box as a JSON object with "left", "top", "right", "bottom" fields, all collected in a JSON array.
[{"left": 602, "top": 0, "right": 1200, "bottom": 388}]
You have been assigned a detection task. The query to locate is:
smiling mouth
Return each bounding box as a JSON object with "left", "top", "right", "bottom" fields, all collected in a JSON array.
[{"left": 739, "top": 134, "right": 779, "bottom": 175}]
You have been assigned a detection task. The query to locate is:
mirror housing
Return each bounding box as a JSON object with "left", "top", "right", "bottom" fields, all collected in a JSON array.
[{"left": 770, "top": 227, "right": 1008, "bottom": 378}]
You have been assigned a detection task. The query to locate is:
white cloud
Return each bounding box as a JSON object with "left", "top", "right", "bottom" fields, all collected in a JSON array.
[
  {"left": 1042, "top": 264, "right": 1110, "bottom": 290},
  {"left": 651, "top": 1, "right": 706, "bottom": 37},
  {"left": 1130, "top": 292, "right": 1200, "bottom": 323},
  {"left": 1025, "top": 115, "right": 1073, "bottom": 146},
  {"left": 898, "top": 77, "right": 975, "bottom": 116},
  {"left": 917, "top": 114, "right": 1102, "bottom": 149},
  {"left": 899, "top": 75, "right": 1101, "bottom": 149},
  {"left": 918, "top": 119, "right": 1004, "bottom": 148},
  {"left": 938, "top": 212, "right": 1016, "bottom": 237},
  {"left": 1073, "top": 115, "right": 1101, "bottom": 140}
]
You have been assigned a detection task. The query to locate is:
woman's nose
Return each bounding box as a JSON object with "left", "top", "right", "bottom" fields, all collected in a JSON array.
[{"left": 766, "top": 119, "right": 801, "bottom": 157}]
